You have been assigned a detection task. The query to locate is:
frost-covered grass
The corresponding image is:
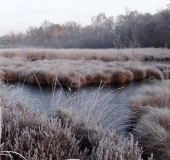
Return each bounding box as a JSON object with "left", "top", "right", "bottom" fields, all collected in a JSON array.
[
  {"left": 0, "top": 58, "right": 165, "bottom": 87},
  {"left": 0, "top": 48, "right": 169, "bottom": 87},
  {"left": 0, "top": 48, "right": 169, "bottom": 61},
  {"left": 130, "top": 80, "right": 170, "bottom": 159},
  {"left": 0, "top": 80, "right": 149, "bottom": 160}
]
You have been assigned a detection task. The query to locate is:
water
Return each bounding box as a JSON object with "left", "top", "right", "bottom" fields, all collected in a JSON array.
[
  {"left": 144, "top": 60, "right": 170, "bottom": 65},
  {"left": 5, "top": 80, "right": 153, "bottom": 133}
]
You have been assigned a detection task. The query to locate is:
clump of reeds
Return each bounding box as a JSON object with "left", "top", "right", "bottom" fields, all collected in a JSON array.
[{"left": 0, "top": 80, "right": 147, "bottom": 160}]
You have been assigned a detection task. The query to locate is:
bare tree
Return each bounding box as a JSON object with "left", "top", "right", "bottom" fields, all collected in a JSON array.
[
  {"left": 129, "top": 26, "right": 141, "bottom": 60},
  {"left": 112, "top": 32, "right": 125, "bottom": 60}
]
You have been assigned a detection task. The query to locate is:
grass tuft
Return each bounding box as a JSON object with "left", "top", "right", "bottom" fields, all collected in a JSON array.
[{"left": 129, "top": 80, "right": 170, "bottom": 159}]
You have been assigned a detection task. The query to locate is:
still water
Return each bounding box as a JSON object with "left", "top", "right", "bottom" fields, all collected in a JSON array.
[
  {"left": 144, "top": 60, "right": 170, "bottom": 65},
  {"left": 6, "top": 80, "right": 153, "bottom": 132}
]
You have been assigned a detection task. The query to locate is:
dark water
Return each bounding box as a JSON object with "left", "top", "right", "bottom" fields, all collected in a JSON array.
[
  {"left": 144, "top": 60, "right": 170, "bottom": 65},
  {"left": 6, "top": 81, "right": 153, "bottom": 133}
]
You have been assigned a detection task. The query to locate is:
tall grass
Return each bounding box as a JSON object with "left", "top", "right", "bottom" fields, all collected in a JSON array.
[{"left": 0, "top": 79, "right": 149, "bottom": 160}]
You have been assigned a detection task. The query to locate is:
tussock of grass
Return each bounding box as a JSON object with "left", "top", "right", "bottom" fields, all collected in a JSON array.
[
  {"left": 145, "top": 67, "right": 163, "bottom": 79},
  {"left": 1, "top": 68, "right": 19, "bottom": 82},
  {"left": 0, "top": 58, "right": 166, "bottom": 87},
  {"left": 113, "top": 69, "right": 134, "bottom": 83},
  {"left": 129, "top": 80, "right": 170, "bottom": 159},
  {"left": 130, "top": 81, "right": 170, "bottom": 112},
  {"left": 0, "top": 81, "right": 146, "bottom": 160},
  {"left": 92, "top": 73, "right": 109, "bottom": 84},
  {"left": 129, "top": 67, "right": 146, "bottom": 80},
  {"left": 156, "top": 64, "right": 170, "bottom": 79},
  {"left": 134, "top": 107, "right": 170, "bottom": 159}
]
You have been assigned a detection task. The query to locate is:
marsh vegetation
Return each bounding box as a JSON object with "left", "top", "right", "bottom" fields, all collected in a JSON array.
[
  {"left": 0, "top": 1, "right": 170, "bottom": 159},
  {"left": 0, "top": 47, "right": 169, "bottom": 159},
  {"left": 0, "top": 48, "right": 169, "bottom": 88}
]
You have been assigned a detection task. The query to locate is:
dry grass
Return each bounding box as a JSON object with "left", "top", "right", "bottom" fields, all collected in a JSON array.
[
  {"left": 0, "top": 58, "right": 166, "bottom": 87},
  {"left": 134, "top": 107, "right": 170, "bottom": 159},
  {"left": 0, "top": 80, "right": 147, "bottom": 160},
  {"left": 156, "top": 64, "right": 170, "bottom": 79},
  {"left": 145, "top": 67, "right": 163, "bottom": 79},
  {"left": 130, "top": 81, "right": 170, "bottom": 113},
  {"left": 129, "top": 80, "right": 170, "bottom": 159},
  {"left": 0, "top": 48, "right": 168, "bottom": 87}
]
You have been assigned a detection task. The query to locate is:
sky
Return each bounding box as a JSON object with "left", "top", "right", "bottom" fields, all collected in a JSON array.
[{"left": 0, "top": 0, "right": 170, "bottom": 36}]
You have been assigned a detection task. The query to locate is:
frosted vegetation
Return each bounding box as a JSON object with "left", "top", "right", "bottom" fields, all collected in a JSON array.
[
  {"left": 130, "top": 80, "right": 170, "bottom": 159},
  {"left": 0, "top": 48, "right": 169, "bottom": 87},
  {"left": 0, "top": 48, "right": 169, "bottom": 159},
  {"left": 0, "top": 3, "right": 169, "bottom": 160},
  {"left": 0, "top": 80, "right": 148, "bottom": 160}
]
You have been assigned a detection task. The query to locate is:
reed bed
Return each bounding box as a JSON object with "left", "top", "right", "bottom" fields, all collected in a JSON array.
[
  {"left": 0, "top": 48, "right": 169, "bottom": 61},
  {"left": 129, "top": 80, "right": 170, "bottom": 159},
  {"left": 0, "top": 58, "right": 165, "bottom": 87},
  {"left": 0, "top": 80, "right": 148, "bottom": 160}
]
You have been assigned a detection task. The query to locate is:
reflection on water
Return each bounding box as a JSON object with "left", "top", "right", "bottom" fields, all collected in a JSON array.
[{"left": 6, "top": 80, "right": 153, "bottom": 133}]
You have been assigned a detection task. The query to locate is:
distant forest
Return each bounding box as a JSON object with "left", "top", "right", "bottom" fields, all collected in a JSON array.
[{"left": 2, "top": 5, "right": 170, "bottom": 48}]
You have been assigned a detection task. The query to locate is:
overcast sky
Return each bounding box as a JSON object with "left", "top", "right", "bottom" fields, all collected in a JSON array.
[{"left": 0, "top": 0, "right": 170, "bottom": 36}]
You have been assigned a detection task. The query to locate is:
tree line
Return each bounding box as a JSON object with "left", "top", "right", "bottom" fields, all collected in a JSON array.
[{"left": 4, "top": 5, "right": 170, "bottom": 48}]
